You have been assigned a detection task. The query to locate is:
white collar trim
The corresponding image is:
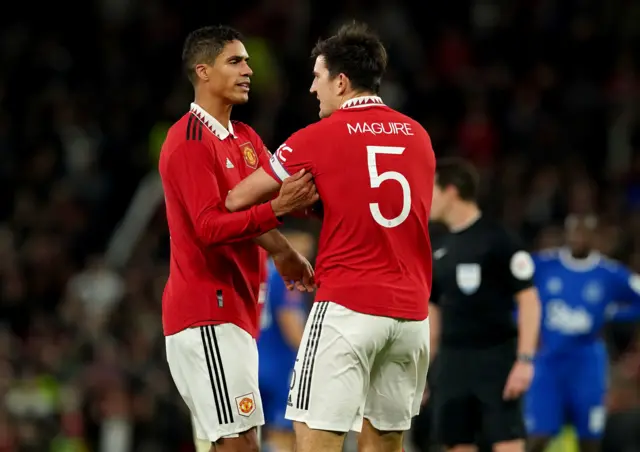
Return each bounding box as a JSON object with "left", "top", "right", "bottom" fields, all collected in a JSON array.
[
  {"left": 558, "top": 247, "right": 601, "bottom": 272},
  {"left": 190, "top": 103, "right": 236, "bottom": 140},
  {"left": 340, "top": 95, "right": 385, "bottom": 110}
]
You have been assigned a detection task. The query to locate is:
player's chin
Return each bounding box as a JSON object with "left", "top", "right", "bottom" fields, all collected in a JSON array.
[{"left": 229, "top": 93, "right": 250, "bottom": 104}]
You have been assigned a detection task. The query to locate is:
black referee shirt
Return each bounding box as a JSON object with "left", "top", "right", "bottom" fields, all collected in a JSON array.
[{"left": 430, "top": 215, "right": 534, "bottom": 349}]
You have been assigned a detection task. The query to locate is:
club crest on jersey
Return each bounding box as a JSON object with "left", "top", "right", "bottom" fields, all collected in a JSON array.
[
  {"left": 235, "top": 393, "right": 256, "bottom": 417},
  {"left": 240, "top": 142, "right": 258, "bottom": 169},
  {"left": 456, "top": 263, "right": 481, "bottom": 295}
]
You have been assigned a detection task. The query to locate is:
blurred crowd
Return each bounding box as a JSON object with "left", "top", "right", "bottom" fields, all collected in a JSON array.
[{"left": 1, "top": 0, "right": 640, "bottom": 450}]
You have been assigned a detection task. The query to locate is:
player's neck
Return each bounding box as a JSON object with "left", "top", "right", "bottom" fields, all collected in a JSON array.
[
  {"left": 446, "top": 202, "right": 481, "bottom": 233},
  {"left": 193, "top": 95, "right": 233, "bottom": 131},
  {"left": 340, "top": 91, "right": 377, "bottom": 105}
]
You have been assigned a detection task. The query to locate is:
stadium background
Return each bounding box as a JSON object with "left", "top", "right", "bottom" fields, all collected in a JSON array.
[{"left": 1, "top": 0, "right": 640, "bottom": 450}]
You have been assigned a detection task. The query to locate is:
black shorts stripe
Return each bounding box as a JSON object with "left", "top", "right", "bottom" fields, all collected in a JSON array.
[
  {"left": 296, "top": 302, "right": 325, "bottom": 409},
  {"left": 297, "top": 301, "right": 329, "bottom": 410},
  {"left": 200, "top": 326, "right": 224, "bottom": 425},
  {"left": 209, "top": 325, "right": 234, "bottom": 423},
  {"left": 201, "top": 326, "right": 234, "bottom": 424}
]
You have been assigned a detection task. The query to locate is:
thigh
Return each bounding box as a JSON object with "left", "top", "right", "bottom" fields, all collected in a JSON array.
[
  {"left": 364, "top": 317, "right": 430, "bottom": 431},
  {"left": 525, "top": 359, "right": 563, "bottom": 437},
  {"left": 566, "top": 352, "right": 607, "bottom": 440},
  {"left": 285, "top": 301, "right": 391, "bottom": 433},
  {"left": 166, "top": 324, "right": 264, "bottom": 443},
  {"left": 432, "top": 350, "right": 478, "bottom": 446}
]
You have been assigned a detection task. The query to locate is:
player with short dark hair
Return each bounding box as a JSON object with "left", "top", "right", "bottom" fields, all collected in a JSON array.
[
  {"left": 428, "top": 157, "right": 541, "bottom": 452},
  {"left": 160, "top": 25, "right": 318, "bottom": 452},
  {"left": 225, "top": 22, "right": 435, "bottom": 452}
]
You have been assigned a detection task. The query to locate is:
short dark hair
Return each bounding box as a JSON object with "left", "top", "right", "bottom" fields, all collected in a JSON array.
[
  {"left": 435, "top": 158, "right": 480, "bottom": 201},
  {"left": 182, "top": 25, "right": 243, "bottom": 83},
  {"left": 311, "top": 21, "right": 388, "bottom": 94}
]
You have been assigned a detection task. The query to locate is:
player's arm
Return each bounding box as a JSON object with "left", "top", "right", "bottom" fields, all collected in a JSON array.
[
  {"left": 276, "top": 290, "right": 306, "bottom": 349},
  {"left": 502, "top": 235, "right": 541, "bottom": 359},
  {"left": 164, "top": 141, "right": 282, "bottom": 245},
  {"left": 226, "top": 135, "right": 317, "bottom": 213},
  {"left": 514, "top": 286, "right": 541, "bottom": 357},
  {"left": 255, "top": 230, "right": 315, "bottom": 291},
  {"left": 226, "top": 167, "right": 282, "bottom": 212}
]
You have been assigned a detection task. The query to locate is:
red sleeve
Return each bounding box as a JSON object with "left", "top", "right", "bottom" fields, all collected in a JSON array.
[
  {"left": 263, "top": 128, "right": 317, "bottom": 183},
  {"left": 164, "top": 141, "right": 281, "bottom": 246}
]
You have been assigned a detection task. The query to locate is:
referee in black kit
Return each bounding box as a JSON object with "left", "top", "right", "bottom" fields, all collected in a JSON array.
[{"left": 427, "top": 158, "right": 541, "bottom": 452}]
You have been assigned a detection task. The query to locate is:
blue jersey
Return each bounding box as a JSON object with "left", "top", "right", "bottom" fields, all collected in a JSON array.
[
  {"left": 258, "top": 260, "right": 305, "bottom": 362},
  {"left": 258, "top": 260, "right": 306, "bottom": 430},
  {"left": 526, "top": 247, "right": 640, "bottom": 438},
  {"left": 533, "top": 247, "right": 640, "bottom": 356}
]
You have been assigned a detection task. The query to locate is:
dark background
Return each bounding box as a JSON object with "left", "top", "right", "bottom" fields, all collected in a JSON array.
[{"left": 1, "top": 0, "right": 640, "bottom": 450}]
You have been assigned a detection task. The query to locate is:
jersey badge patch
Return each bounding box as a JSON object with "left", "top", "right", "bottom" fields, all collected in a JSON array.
[
  {"left": 235, "top": 393, "right": 256, "bottom": 417},
  {"left": 240, "top": 142, "right": 258, "bottom": 169},
  {"left": 456, "top": 263, "right": 481, "bottom": 294}
]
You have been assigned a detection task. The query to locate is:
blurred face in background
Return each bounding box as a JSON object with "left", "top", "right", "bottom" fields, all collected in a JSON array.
[
  {"left": 198, "top": 40, "right": 253, "bottom": 105},
  {"left": 430, "top": 180, "right": 455, "bottom": 222},
  {"left": 565, "top": 215, "right": 597, "bottom": 258},
  {"left": 310, "top": 56, "right": 342, "bottom": 118}
]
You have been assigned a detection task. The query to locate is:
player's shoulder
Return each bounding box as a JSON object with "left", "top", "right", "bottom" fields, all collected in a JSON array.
[
  {"left": 160, "top": 113, "right": 206, "bottom": 162},
  {"left": 597, "top": 255, "right": 627, "bottom": 274}
]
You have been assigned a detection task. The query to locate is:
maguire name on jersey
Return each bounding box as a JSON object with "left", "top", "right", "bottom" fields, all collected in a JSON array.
[{"left": 263, "top": 96, "right": 435, "bottom": 321}]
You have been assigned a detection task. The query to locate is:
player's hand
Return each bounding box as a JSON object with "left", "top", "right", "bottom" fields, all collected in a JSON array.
[
  {"left": 272, "top": 248, "right": 316, "bottom": 292},
  {"left": 502, "top": 361, "right": 534, "bottom": 400},
  {"left": 271, "top": 169, "right": 320, "bottom": 217}
]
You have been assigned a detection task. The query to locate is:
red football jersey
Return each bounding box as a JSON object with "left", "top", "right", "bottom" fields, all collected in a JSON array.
[
  {"left": 159, "top": 103, "right": 280, "bottom": 337},
  {"left": 264, "top": 96, "right": 435, "bottom": 320}
]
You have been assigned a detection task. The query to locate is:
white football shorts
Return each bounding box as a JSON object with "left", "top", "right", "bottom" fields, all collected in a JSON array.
[
  {"left": 285, "top": 301, "right": 430, "bottom": 432},
  {"left": 166, "top": 323, "right": 264, "bottom": 443}
]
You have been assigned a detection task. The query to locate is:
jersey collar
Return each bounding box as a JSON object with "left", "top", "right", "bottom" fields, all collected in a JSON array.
[
  {"left": 558, "top": 247, "right": 601, "bottom": 272},
  {"left": 340, "top": 95, "right": 385, "bottom": 110},
  {"left": 190, "top": 103, "right": 236, "bottom": 140}
]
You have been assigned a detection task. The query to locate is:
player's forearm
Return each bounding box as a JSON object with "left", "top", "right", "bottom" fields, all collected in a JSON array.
[
  {"left": 278, "top": 310, "right": 305, "bottom": 349},
  {"left": 254, "top": 230, "right": 294, "bottom": 256},
  {"left": 195, "top": 203, "right": 280, "bottom": 246},
  {"left": 226, "top": 188, "right": 275, "bottom": 212},
  {"left": 226, "top": 168, "right": 280, "bottom": 213},
  {"left": 515, "top": 287, "right": 541, "bottom": 356}
]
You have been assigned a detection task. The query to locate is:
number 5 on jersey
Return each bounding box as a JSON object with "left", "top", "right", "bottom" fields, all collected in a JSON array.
[{"left": 367, "top": 146, "right": 411, "bottom": 228}]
